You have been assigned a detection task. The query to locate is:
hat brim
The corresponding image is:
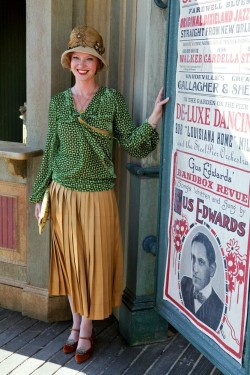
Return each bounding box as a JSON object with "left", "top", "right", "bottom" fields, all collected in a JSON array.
[{"left": 61, "top": 46, "right": 108, "bottom": 70}]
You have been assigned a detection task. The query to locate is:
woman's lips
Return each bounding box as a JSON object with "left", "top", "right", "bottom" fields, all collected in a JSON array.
[{"left": 78, "top": 70, "right": 88, "bottom": 75}]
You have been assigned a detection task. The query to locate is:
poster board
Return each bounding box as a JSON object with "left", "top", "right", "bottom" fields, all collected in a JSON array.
[{"left": 156, "top": 1, "right": 250, "bottom": 374}]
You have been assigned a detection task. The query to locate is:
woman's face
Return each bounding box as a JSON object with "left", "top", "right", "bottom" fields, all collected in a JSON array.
[{"left": 70, "top": 52, "right": 100, "bottom": 81}]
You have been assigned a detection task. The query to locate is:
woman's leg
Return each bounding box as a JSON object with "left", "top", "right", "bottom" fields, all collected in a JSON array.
[
  {"left": 67, "top": 295, "right": 81, "bottom": 342},
  {"left": 77, "top": 316, "right": 93, "bottom": 351}
]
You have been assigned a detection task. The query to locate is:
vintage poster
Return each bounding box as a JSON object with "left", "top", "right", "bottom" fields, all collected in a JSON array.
[{"left": 164, "top": 0, "right": 250, "bottom": 363}]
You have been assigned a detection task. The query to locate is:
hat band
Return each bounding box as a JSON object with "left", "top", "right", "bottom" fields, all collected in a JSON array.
[
  {"left": 68, "top": 42, "right": 104, "bottom": 56},
  {"left": 61, "top": 45, "right": 108, "bottom": 70}
]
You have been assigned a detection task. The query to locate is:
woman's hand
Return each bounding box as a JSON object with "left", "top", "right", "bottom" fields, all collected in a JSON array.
[
  {"left": 35, "top": 203, "right": 42, "bottom": 221},
  {"left": 148, "top": 87, "right": 169, "bottom": 128}
]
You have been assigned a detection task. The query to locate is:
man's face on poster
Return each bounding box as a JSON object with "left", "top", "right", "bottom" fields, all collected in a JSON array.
[{"left": 191, "top": 241, "right": 216, "bottom": 292}]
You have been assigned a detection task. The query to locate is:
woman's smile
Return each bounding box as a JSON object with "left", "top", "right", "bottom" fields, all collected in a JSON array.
[{"left": 77, "top": 69, "right": 88, "bottom": 75}]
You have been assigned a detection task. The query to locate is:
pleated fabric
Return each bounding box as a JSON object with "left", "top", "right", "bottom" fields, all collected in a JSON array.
[{"left": 48, "top": 181, "right": 123, "bottom": 320}]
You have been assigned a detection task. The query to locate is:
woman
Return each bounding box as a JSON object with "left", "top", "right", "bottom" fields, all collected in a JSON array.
[{"left": 30, "top": 25, "right": 169, "bottom": 364}]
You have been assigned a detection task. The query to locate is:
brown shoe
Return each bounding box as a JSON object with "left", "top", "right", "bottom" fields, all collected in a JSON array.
[
  {"left": 63, "top": 328, "right": 80, "bottom": 354},
  {"left": 75, "top": 336, "right": 93, "bottom": 363}
]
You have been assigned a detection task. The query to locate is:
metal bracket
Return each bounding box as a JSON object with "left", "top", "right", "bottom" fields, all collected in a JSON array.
[
  {"left": 154, "top": 0, "right": 168, "bottom": 9},
  {"left": 126, "top": 163, "right": 159, "bottom": 178},
  {"left": 142, "top": 235, "right": 157, "bottom": 256}
]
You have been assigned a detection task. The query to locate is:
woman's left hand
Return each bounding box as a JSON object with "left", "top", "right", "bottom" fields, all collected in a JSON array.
[{"left": 148, "top": 87, "right": 169, "bottom": 128}]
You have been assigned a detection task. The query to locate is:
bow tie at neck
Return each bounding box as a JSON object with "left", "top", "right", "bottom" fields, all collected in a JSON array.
[{"left": 193, "top": 290, "right": 207, "bottom": 304}]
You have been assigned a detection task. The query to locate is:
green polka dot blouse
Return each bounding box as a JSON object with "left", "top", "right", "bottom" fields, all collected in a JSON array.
[{"left": 30, "top": 87, "right": 159, "bottom": 203}]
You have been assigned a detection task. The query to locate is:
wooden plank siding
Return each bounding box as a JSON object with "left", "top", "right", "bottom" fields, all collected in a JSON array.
[
  {"left": 0, "top": 308, "right": 223, "bottom": 374},
  {"left": 0, "top": 195, "right": 17, "bottom": 250}
]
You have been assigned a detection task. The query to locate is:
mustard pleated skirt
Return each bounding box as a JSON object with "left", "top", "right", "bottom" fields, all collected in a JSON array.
[{"left": 48, "top": 181, "right": 123, "bottom": 320}]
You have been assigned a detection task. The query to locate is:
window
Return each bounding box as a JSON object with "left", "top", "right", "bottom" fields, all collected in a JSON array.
[{"left": 0, "top": 0, "right": 26, "bottom": 142}]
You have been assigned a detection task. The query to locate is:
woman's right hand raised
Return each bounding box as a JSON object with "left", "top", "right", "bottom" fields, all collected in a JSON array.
[{"left": 35, "top": 203, "right": 42, "bottom": 221}]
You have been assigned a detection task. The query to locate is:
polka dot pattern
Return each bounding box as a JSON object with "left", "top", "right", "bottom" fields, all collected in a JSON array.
[{"left": 30, "top": 87, "right": 159, "bottom": 203}]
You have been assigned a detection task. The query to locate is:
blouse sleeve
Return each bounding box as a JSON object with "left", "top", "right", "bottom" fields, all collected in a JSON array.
[
  {"left": 29, "top": 97, "right": 59, "bottom": 203},
  {"left": 113, "top": 91, "right": 159, "bottom": 158}
]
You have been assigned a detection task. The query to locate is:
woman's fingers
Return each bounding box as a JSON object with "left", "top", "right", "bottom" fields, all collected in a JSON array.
[
  {"left": 155, "top": 87, "right": 169, "bottom": 107},
  {"left": 35, "top": 203, "right": 42, "bottom": 221},
  {"left": 159, "top": 97, "right": 170, "bottom": 106}
]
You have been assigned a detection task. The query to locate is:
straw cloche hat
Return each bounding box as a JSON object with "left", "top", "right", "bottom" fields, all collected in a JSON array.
[{"left": 61, "top": 25, "right": 108, "bottom": 70}]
